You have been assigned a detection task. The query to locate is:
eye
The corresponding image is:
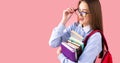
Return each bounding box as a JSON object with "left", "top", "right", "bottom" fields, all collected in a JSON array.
[
  {"left": 80, "top": 12, "right": 87, "bottom": 16},
  {"left": 75, "top": 9, "right": 90, "bottom": 17}
]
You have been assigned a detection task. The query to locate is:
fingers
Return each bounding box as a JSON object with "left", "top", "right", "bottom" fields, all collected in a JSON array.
[
  {"left": 66, "top": 8, "right": 75, "bottom": 13},
  {"left": 57, "top": 47, "right": 62, "bottom": 55},
  {"left": 62, "top": 7, "right": 76, "bottom": 23}
]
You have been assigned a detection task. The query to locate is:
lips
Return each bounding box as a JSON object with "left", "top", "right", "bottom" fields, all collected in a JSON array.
[{"left": 78, "top": 17, "right": 84, "bottom": 21}]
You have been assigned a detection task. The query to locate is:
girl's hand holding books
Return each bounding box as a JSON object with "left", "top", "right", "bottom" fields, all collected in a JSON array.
[{"left": 57, "top": 47, "right": 62, "bottom": 56}]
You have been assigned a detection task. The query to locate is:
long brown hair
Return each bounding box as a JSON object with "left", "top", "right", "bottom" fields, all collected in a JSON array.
[
  {"left": 78, "top": 0, "right": 104, "bottom": 58},
  {"left": 77, "top": 0, "right": 103, "bottom": 32}
]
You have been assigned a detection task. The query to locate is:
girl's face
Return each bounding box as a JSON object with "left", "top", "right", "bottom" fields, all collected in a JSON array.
[{"left": 77, "top": 1, "right": 91, "bottom": 27}]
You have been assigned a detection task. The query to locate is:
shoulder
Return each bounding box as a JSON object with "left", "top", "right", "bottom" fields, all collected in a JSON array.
[
  {"left": 87, "top": 31, "right": 102, "bottom": 44},
  {"left": 90, "top": 32, "right": 102, "bottom": 38}
]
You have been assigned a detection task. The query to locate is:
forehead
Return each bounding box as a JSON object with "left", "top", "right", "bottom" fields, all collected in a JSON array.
[{"left": 78, "top": 1, "right": 89, "bottom": 11}]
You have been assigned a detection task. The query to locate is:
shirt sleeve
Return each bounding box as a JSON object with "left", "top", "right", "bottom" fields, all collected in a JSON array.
[
  {"left": 58, "top": 32, "right": 102, "bottom": 63},
  {"left": 49, "top": 22, "right": 77, "bottom": 48}
]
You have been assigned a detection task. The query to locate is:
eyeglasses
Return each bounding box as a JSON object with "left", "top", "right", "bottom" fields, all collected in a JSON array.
[{"left": 74, "top": 8, "right": 90, "bottom": 17}]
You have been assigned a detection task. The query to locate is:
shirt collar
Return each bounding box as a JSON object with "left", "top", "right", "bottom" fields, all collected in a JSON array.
[{"left": 78, "top": 24, "right": 91, "bottom": 33}]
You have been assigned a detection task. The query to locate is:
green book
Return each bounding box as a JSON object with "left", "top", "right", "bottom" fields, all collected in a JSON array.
[{"left": 69, "top": 37, "right": 84, "bottom": 49}]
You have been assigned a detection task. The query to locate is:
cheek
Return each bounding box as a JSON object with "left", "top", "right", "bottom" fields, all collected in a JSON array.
[
  {"left": 79, "top": 17, "right": 90, "bottom": 25},
  {"left": 84, "top": 16, "right": 91, "bottom": 22},
  {"left": 84, "top": 18, "right": 89, "bottom": 22}
]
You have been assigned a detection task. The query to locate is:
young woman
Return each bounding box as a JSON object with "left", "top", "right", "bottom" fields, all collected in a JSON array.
[{"left": 49, "top": 0, "right": 103, "bottom": 63}]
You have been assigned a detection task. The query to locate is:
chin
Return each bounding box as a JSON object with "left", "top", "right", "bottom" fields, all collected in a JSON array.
[{"left": 79, "top": 21, "right": 84, "bottom": 24}]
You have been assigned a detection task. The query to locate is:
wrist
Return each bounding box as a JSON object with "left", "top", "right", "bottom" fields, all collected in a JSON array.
[{"left": 60, "top": 18, "right": 67, "bottom": 25}]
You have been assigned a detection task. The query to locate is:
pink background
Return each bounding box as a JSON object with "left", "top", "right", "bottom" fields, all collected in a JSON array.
[{"left": 0, "top": 0, "right": 120, "bottom": 63}]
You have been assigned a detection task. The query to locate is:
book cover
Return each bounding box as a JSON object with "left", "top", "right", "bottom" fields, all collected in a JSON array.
[{"left": 61, "top": 42, "right": 82, "bottom": 62}]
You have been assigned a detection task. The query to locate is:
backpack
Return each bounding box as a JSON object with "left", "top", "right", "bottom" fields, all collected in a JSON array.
[{"left": 83, "top": 30, "right": 113, "bottom": 63}]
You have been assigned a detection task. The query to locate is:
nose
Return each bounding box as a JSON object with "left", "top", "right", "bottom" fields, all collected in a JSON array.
[{"left": 77, "top": 15, "right": 84, "bottom": 21}]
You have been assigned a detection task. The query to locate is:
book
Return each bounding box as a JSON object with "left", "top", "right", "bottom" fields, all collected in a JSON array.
[
  {"left": 71, "top": 30, "right": 83, "bottom": 41},
  {"left": 69, "top": 30, "right": 84, "bottom": 49},
  {"left": 61, "top": 30, "right": 84, "bottom": 62},
  {"left": 61, "top": 42, "right": 82, "bottom": 62},
  {"left": 69, "top": 37, "right": 84, "bottom": 49},
  {"left": 67, "top": 40, "right": 80, "bottom": 47}
]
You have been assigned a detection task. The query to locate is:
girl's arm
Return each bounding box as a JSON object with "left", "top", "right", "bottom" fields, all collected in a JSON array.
[
  {"left": 49, "top": 22, "right": 77, "bottom": 48},
  {"left": 49, "top": 8, "right": 76, "bottom": 48}
]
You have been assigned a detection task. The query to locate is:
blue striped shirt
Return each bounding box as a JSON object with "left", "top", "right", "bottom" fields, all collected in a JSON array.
[{"left": 49, "top": 22, "right": 102, "bottom": 63}]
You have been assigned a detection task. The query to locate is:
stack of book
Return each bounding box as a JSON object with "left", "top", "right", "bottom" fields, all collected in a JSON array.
[{"left": 61, "top": 30, "right": 84, "bottom": 62}]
